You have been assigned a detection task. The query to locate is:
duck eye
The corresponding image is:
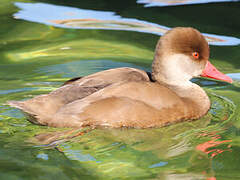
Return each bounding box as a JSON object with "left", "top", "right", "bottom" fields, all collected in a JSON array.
[{"left": 192, "top": 52, "right": 199, "bottom": 59}]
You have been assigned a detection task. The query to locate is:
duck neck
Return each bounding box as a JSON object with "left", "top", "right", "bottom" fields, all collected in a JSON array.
[
  {"left": 155, "top": 78, "right": 210, "bottom": 118},
  {"left": 151, "top": 49, "right": 211, "bottom": 117}
]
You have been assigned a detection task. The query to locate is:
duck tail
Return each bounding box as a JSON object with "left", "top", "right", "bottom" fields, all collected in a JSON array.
[
  {"left": 6, "top": 100, "right": 47, "bottom": 125},
  {"left": 7, "top": 100, "right": 32, "bottom": 113},
  {"left": 7, "top": 100, "right": 24, "bottom": 108}
]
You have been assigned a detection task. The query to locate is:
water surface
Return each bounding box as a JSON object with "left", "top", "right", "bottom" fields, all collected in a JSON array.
[{"left": 0, "top": 0, "right": 240, "bottom": 179}]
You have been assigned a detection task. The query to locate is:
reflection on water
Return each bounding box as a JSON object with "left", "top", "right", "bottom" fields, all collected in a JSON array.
[
  {"left": 14, "top": 2, "right": 240, "bottom": 46},
  {"left": 196, "top": 132, "right": 232, "bottom": 158},
  {"left": 37, "top": 59, "right": 149, "bottom": 78},
  {"left": 59, "top": 144, "right": 98, "bottom": 162},
  {"left": 149, "top": 161, "right": 168, "bottom": 168},
  {"left": 227, "top": 73, "right": 240, "bottom": 82},
  {"left": 137, "top": 0, "right": 238, "bottom": 7}
]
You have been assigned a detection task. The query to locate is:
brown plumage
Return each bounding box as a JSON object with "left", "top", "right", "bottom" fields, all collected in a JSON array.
[{"left": 7, "top": 27, "right": 232, "bottom": 128}]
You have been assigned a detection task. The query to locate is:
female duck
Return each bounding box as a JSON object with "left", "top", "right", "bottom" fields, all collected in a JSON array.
[{"left": 8, "top": 27, "right": 232, "bottom": 128}]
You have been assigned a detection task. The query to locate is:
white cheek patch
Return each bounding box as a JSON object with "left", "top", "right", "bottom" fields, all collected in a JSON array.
[
  {"left": 180, "top": 56, "right": 203, "bottom": 77},
  {"left": 161, "top": 54, "right": 204, "bottom": 84}
]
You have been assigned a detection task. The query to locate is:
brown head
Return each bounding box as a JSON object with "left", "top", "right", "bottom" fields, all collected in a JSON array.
[
  {"left": 158, "top": 27, "right": 209, "bottom": 60},
  {"left": 152, "top": 27, "right": 232, "bottom": 84},
  {"left": 152, "top": 27, "right": 210, "bottom": 85}
]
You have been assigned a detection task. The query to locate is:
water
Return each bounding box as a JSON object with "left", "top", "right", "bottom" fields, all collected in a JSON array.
[{"left": 0, "top": 0, "right": 240, "bottom": 179}]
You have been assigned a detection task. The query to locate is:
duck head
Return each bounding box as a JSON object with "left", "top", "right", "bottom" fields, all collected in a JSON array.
[{"left": 152, "top": 27, "right": 232, "bottom": 85}]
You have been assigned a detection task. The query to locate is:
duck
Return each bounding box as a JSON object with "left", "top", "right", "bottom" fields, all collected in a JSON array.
[{"left": 8, "top": 27, "right": 232, "bottom": 128}]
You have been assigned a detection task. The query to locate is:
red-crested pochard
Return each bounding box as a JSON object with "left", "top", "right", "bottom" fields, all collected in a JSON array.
[{"left": 8, "top": 27, "right": 232, "bottom": 128}]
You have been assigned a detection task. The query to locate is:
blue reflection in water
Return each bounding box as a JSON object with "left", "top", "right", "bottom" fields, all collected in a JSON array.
[
  {"left": 36, "top": 153, "right": 49, "bottom": 160},
  {"left": 0, "top": 87, "right": 38, "bottom": 95},
  {"left": 0, "top": 108, "right": 24, "bottom": 119},
  {"left": 58, "top": 144, "right": 98, "bottom": 162},
  {"left": 14, "top": 2, "right": 240, "bottom": 46},
  {"left": 149, "top": 161, "right": 168, "bottom": 168},
  {"left": 64, "top": 149, "right": 97, "bottom": 162},
  {"left": 137, "top": 0, "right": 238, "bottom": 7},
  {"left": 227, "top": 73, "right": 240, "bottom": 82}
]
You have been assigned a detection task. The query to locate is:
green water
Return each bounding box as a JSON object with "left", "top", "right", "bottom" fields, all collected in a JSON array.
[{"left": 1, "top": 0, "right": 240, "bottom": 179}]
